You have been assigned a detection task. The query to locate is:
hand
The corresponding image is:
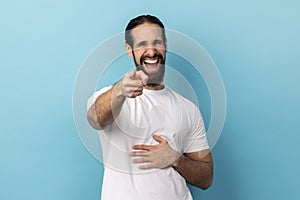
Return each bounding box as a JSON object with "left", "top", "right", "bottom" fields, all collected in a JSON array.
[
  {"left": 118, "top": 70, "right": 149, "bottom": 98},
  {"left": 130, "top": 135, "right": 181, "bottom": 170}
]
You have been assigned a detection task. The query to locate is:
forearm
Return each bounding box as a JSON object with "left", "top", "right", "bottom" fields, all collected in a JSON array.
[
  {"left": 87, "top": 70, "right": 148, "bottom": 130},
  {"left": 87, "top": 82, "right": 125, "bottom": 130},
  {"left": 172, "top": 155, "right": 213, "bottom": 190}
]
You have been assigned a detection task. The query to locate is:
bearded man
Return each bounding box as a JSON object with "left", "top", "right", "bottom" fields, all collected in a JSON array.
[{"left": 87, "top": 15, "right": 213, "bottom": 200}]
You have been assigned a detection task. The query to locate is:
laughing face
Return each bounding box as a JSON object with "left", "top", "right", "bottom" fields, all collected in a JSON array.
[{"left": 125, "top": 23, "right": 167, "bottom": 85}]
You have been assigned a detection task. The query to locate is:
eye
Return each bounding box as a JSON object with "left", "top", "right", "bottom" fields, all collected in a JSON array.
[
  {"left": 136, "top": 41, "right": 147, "bottom": 48},
  {"left": 154, "top": 40, "right": 163, "bottom": 45}
]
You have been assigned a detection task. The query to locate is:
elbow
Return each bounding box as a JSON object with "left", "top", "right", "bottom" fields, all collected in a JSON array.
[
  {"left": 199, "top": 175, "right": 213, "bottom": 190},
  {"left": 86, "top": 110, "right": 102, "bottom": 130},
  {"left": 189, "top": 178, "right": 213, "bottom": 190},
  {"left": 194, "top": 171, "right": 213, "bottom": 190},
  {"left": 200, "top": 179, "right": 213, "bottom": 190},
  {"left": 200, "top": 163, "right": 213, "bottom": 190}
]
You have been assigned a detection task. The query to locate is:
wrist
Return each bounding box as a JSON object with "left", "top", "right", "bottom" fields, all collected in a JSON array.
[
  {"left": 113, "top": 82, "right": 126, "bottom": 98},
  {"left": 172, "top": 154, "right": 184, "bottom": 168}
]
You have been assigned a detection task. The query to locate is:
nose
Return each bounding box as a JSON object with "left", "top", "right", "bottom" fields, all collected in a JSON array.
[{"left": 144, "top": 46, "right": 157, "bottom": 57}]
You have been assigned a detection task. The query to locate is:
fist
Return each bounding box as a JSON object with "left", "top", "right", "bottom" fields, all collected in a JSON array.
[{"left": 119, "top": 70, "right": 149, "bottom": 98}]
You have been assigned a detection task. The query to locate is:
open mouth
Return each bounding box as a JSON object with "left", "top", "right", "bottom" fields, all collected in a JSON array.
[
  {"left": 144, "top": 58, "right": 159, "bottom": 65},
  {"left": 143, "top": 58, "right": 160, "bottom": 73}
]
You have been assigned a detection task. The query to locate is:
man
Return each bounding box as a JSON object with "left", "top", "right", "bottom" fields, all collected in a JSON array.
[{"left": 87, "top": 15, "right": 213, "bottom": 200}]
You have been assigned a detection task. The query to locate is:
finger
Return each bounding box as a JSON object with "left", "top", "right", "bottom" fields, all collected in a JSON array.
[
  {"left": 128, "top": 91, "right": 143, "bottom": 98},
  {"left": 136, "top": 70, "right": 149, "bottom": 85},
  {"left": 123, "top": 85, "right": 143, "bottom": 94},
  {"left": 132, "top": 144, "right": 153, "bottom": 151},
  {"left": 130, "top": 151, "right": 149, "bottom": 157},
  {"left": 133, "top": 87, "right": 143, "bottom": 93},
  {"left": 139, "top": 162, "right": 157, "bottom": 170},
  {"left": 124, "top": 86, "right": 143, "bottom": 93},
  {"left": 152, "top": 135, "right": 166, "bottom": 144},
  {"left": 132, "top": 157, "right": 152, "bottom": 164},
  {"left": 125, "top": 79, "right": 143, "bottom": 87}
]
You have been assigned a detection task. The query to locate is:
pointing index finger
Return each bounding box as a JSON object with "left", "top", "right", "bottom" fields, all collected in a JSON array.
[{"left": 135, "top": 70, "right": 149, "bottom": 85}]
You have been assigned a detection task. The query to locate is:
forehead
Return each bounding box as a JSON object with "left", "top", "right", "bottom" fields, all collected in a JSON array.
[{"left": 130, "top": 23, "right": 164, "bottom": 43}]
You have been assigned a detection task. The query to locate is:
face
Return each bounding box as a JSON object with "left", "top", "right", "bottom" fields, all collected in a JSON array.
[{"left": 126, "top": 23, "right": 167, "bottom": 84}]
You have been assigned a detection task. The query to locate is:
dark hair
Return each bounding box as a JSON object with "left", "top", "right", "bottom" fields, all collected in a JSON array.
[{"left": 125, "top": 15, "right": 166, "bottom": 47}]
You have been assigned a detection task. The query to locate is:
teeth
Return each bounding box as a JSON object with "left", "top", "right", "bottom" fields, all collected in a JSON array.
[{"left": 144, "top": 59, "right": 158, "bottom": 64}]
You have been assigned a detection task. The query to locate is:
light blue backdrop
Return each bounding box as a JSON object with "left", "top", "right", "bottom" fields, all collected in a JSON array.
[{"left": 1, "top": 0, "right": 299, "bottom": 199}]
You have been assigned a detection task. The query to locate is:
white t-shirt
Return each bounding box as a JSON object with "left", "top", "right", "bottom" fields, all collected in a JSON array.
[{"left": 87, "top": 85, "right": 209, "bottom": 200}]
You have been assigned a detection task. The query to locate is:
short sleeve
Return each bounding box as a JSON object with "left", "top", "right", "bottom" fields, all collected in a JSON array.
[
  {"left": 182, "top": 105, "right": 210, "bottom": 153},
  {"left": 86, "top": 86, "right": 113, "bottom": 110}
]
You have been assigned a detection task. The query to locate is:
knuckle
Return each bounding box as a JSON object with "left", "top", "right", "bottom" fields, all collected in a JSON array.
[
  {"left": 128, "top": 92, "right": 134, "bottom": 98},
  {"left": 124, "top": 87, "right": 130, "bottom": 93}
]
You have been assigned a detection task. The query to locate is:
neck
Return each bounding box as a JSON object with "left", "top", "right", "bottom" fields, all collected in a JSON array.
[{"left": 144, "top": 83, "right": 164, "bottom": 90}]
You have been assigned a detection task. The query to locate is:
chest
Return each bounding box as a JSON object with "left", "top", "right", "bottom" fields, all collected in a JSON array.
[{"left": 115, "top": 94, "right": 191, "bottom": 140}]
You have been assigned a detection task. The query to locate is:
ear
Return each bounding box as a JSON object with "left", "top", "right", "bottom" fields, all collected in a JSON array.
[{"left": 125, "top": 43, "right": 133, "bottom": 58}]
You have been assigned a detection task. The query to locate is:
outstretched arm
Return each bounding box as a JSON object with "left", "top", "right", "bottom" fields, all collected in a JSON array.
[{"left": 87, "top": 70, "right": 148, "bottom": 130}]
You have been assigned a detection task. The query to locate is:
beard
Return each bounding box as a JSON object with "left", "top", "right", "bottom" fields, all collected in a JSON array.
[{"left": 133, "top": 51, "right": 166, "bottom": 85}]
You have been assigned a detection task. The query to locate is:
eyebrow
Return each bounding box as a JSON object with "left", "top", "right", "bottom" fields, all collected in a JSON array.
[
  {"left": 136, "top": 41, "right": 147, "bottom": 47},
  {"left": 153, "top": 39, "right": 163, "bottom": 44},
  {"left": 136, "top": 39, "right": 164, "bottom": 47}
]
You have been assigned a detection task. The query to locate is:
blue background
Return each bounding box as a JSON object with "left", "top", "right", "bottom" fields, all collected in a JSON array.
[{"left": 1, "top": 0, "right": 299, "bottom": 199}]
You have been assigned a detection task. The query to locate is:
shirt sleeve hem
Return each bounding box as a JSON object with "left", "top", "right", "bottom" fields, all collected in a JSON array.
[{"left": 183, "top": 145, "right": 210, "bottom": 154}]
